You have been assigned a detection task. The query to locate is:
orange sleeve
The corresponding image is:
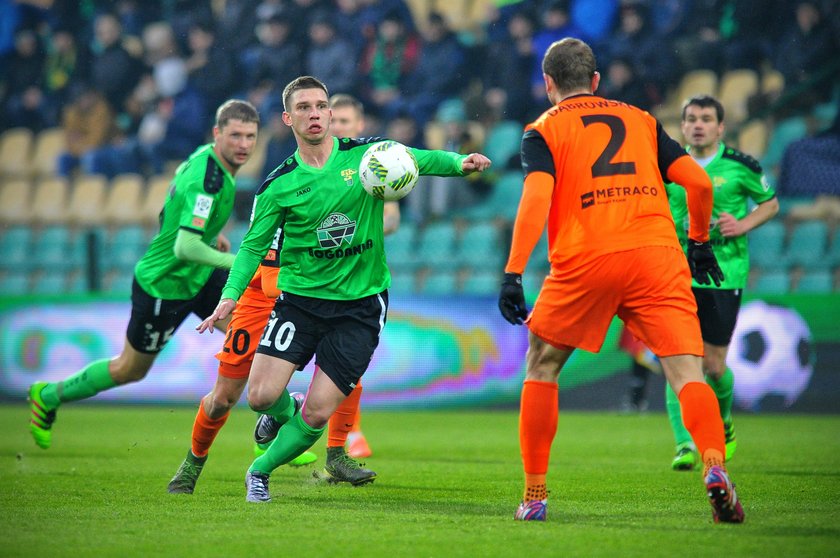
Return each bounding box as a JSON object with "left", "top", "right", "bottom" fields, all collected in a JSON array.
[
  {"left": 259, "top": 264, "right": 281, "bottom": 298},
  {"left": 666, "top": 156, "right": 713, "bottom": 243},
  {"left": 505, "top": 171, "right": 554, "bottom": 274}
]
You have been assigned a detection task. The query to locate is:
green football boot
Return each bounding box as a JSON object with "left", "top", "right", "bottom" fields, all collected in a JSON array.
[
  {"left": 167, "top": 450, "right": 207, "bottom": 494},
  {"left": 724, "top": 418, "right": 737, "bottom": 461},
  {"left": 671, "top": 444, "right": 697, "bottom": 471},
  {"left": 28, "top": 382, "right": 57, "bottom": 449},
  {"left": 318, "top": 446, "right": 376, "bottom": 486}
]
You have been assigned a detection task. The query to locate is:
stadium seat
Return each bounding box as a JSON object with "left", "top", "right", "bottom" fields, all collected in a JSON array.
[
  {"left": 223, "top": 220, "right": 250, "bottom": 252},
  {"left": 461, "top": 269, "right": 498, "bottom": 295},
  {"left": 0, "top": 270, "right": 30, "bottom": 295},
  {"left": 752, "top": 270, "right": 790, "bottom": 294},
  {"left": 29, "top": 127, "right": 66, "bottom": 179},
  {"left": 463, "top": 171, "right": 524, "bottom": 221},
  {"left": 762, "top": 117, "right": 808, "bottom": 170},
  {"left": 783, "top": 220, "right": 829, "bottom": 270},
  {"left": 67, "top": 174, "right": 107, "bottom": 227},
  {"left": 760, "top": 69, "right": 785, "bottom": 96},
  {"left": 748, "top": 220, "right": 786, "bottom": 271},
  {"left": 416, "top": 221, "right": 458, "bottom": 270},
  {"left": 0, "top": 178, "right": 32, "bottom": 225},
  {"left": 455, "top": 221, "right": 504, "bottom": 271},
  {"left": 825, "top": 228, "right": 840, "bottom": 268},
  {"left": 66, "top": 271, "right": 89, "bottom": 294},
  {"left": 29, "top": 177, "right": 70, "bottom": 225},
  {"left": 33, "top": 225, "right": 78, "bottom": 272},
  {"left": 388, "top": 268, "right": 416, "bottom": 294},
  {"left": 656, "top": 70, "right": 718, "bottom": 120},
  {"left": 795, "top": 270, "right": 833, "bottom": 293},
  {"left": 737, "top": 120, "right": 769, "bottom": 159},
  {"left": 104, "top": 225, "right": 150, "bottom": 272},
  {"left": 420, "top": 269, "right": 458, "bottom": 294},
  {"left": 0, "top": 226, "right": 33, "bottom": 272},
  {"left": 484, "top": 120, "right": 524, "bottom": 169},
  {"left": 102, "top": 268, "right": 135, "bottom": 295},
  {"left": 30, "top": 271, "right": 68, "bottom": 295},
  {"left": 385, "top": 221, "right": 420, "bottom": 271},
  {"left": 141, "top": 174, "right": 172, "bottom": 227},
  {"left": 0, "top": 127, "right": 34, "bottom": 178},
  {"left": 104, "top": 173, "right": 145, "bottom": 226},
  {"left": 523, "top": 268, "right": 547, "bottom": 297},
  {"left": 718, "top": 69, "right": 759, "bottom": 125}
]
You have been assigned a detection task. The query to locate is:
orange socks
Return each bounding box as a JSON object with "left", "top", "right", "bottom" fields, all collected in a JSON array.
[
  {"left": 190, "top": 396, "right": 230, "bottom": 458},
  {"left": 678, "top": 381, "right": 726, "bottom": 473},
  {"left": 327, "top": 384, "right": 363, "bottom": 448},
  {"left": 520, "top": 379, "right": 559, "bottom": 501}
]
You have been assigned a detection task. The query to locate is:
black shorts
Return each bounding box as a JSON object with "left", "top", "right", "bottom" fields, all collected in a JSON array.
[
  {"left": 692, "top": 287, "right": 742, "bottom": 347},
  {"left": 126, "top": 269, "right": 228, "bottom": 353},
  {"left": 256, "top": 290, "right": 389, "bottom": 395}
]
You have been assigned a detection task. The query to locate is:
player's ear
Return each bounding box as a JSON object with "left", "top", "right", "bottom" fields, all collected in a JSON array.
[
  {"left": 282, "top": 112, "right": 293, "bottom": 127},
  {"left": 591, "top": 71, "right": 601, "bottom": 93}
]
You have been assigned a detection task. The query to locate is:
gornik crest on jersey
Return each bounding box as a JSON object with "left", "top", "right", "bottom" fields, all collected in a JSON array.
[{"left": 317, "top": 212, "right": 356, "bottom": 248}]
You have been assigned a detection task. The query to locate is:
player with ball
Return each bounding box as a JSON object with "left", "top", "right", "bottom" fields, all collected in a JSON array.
[{"left": 197, "top": 76, "right": 491, "bottom": 502}]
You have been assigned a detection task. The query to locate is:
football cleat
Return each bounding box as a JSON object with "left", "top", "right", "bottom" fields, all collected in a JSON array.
[
  {"left": 167, "top": 450, "right": 207, "bottom": 494},
  {"left": 672, "top": 444, "right": 697, "bottom": 471},
  {"left": 724, "top": 419, "right": 737, "bottom": 461},
  {"left": 253, "top": 391, "right": 305, "bottom": 446},
  {"left": 245, "top": 471, "right": 271, "bottom": 503},
  {"left": 347, "top": 431, "right": 373, "bottom": 459},
  {"left": 705, "top": 466, "right": 745, "bottom": 523},
  {"left": 514, "top": 499, "right": 548, "bottom": 521},
  {"left": 318, "top": 446, "right": 376, "bottom": 486},
  {"left": 28, "top": 382, "right": 57, "bottom": 449}
]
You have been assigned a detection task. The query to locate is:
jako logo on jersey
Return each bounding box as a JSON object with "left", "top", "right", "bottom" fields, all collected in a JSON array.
[
  {"left": 580, "top": 185, "right": 659, "bottom": 209},
  {"left": 341, "top": 168, "right": 357, "bottom": 187},
  {"left": 316, "top": 212, "right": 356, "bottom": 248},
  {"left": 297, "top": 187, "right": 311, "bottom": 197}
]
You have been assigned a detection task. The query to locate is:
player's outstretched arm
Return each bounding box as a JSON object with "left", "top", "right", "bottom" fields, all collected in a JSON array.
[
  {"left": 461, "top": 153, "right": 492, "bottom": 174},
  {"left": 196, "top": 298, "right": 237, "bottom": 334}
]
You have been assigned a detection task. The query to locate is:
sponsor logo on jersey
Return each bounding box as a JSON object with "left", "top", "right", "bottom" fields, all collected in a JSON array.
[
  {"left": 713, "top": 176, "right": 727, "bottom": 188},
  {"left": 193, "top": 194, "right": 213, "bottom": 218},
  {"left": 297, "top": 187, "right": 311, "bottom": 197},
  {"left": 316, "top": 212, "right": 356, "bottom": 248},
  {"left": 580, "top": 185, "right": 659, "bottom": 208},
  {"left": 341, "top": 168, "right": 357, "bottom": 187},
  {"left": 308, "top": 239, "right": 374, "bottom": 260}
]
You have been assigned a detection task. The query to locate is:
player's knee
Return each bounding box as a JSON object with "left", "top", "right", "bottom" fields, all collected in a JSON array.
[
  {"left": 702, "top": 357, "right": 726, "bottom": 379},
  {"left": 247, "top": 385, "right": 276, "bottom": 412},
  {"left": 206, "top": 391, "right": 237, "bottom": 416}
]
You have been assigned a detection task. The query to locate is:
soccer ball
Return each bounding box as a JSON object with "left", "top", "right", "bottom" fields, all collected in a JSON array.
[
  {"left": 359, "top": 140, "right": 419, "bottom": 201},
  {"left": 728, "top": 300, "right": 813, "bottom": 410}
]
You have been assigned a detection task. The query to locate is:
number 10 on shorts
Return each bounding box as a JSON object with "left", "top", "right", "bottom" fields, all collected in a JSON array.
[{"left": 260, "top": 315, "right": 296, "bottom": 351}]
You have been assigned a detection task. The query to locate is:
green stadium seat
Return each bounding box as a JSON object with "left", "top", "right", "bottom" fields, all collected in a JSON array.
[
  {"left": 416, "top": 222, "right": 458, "bottom": 270},
  {"left": 0, "top": 226, "right": 33, "bottom": 272},
  {"left": 456, "top": 221, "right": 504, "bottom": 271},
  {"left": 761, "top": 117, "right": 808, "bottom": 170},
  {"left": 484, "top": 120, "right": 524, "bottom": 168},
  {"left": 463, "top": 171, "right": 524, "bottom": 221},
  {"left": 748, "top": 221, "right": 786, "bottom": 271},
  {"left": 102, "top": 268, "right": 135, "bottom": 295},
  {"left": 420, "top": 270, "right": 458, "bottom": 294},
  {"left": 795, "top": 270, "right": 833, "bottom": 293},
  {"left": 30, "top": 272, "right": 68, "bottom": 295},
  {"left": 224, "top": 221, "right": 250, "bottom": 251},
  {"left": 753, "top": 270, "right": 791, "bottom": 294},
  {"left": 462, "top": 270, "right": 499, "bottom": 295},
  {"left": 523, "top": 269, "right": 547, "bottom": 298},
  {"left": 388, "top": 268, "right": 416, "bottom": 294},
  {"left": 33, "top": 225, "right": 75, "bottom": 272},
  {"left": 385, "top": 222, "right": 420, "bottom": 271},
  {"left": 105, "top": 226, "right": 150, "bottom": 273},
  {"left": 825, "top": 228, "right": 840, "bottom": 268},
  {"left": 0, "top": 271, "right": 30, "bottom": 295},
  {"left": 783, "top": 220, "right": 829, "bottom": 269}
]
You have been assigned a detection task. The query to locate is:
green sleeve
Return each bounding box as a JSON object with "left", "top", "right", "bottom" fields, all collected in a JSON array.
[
  {"left": 410, "top": 148, "right": 467, "bottom": 177},
  {"left": 173, "top": 229, "right": 236, "bottom": 269},
  {"left": 221, "top": 192, "right": 285, "bottom": 301},
  {"left": 743, "top": 167, "right": 776, "bottom": 204}
]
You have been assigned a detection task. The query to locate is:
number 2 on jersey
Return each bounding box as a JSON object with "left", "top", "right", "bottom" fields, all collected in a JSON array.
[{"left": 581, "top": 114, "right": 636, "bottom": 178}]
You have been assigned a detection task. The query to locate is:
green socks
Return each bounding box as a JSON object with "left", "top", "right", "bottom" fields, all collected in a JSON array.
[
  {"left": 706, "top": 368, "right": 734, "bottom": 422},
  {"left": 39, "top": 359, "right": 116, "bottom": 408},
  {"left": 250, "top": 412, "right": 324, "bottom": 475},
  {"left": 666, "top": 367, "right": 735, "bottom": 447},
  {"left": 665, "top": 383, "right": 693, "bottom": 448},
  {"left": 262, "top": 389, "right": 294, "bottom": 423}
]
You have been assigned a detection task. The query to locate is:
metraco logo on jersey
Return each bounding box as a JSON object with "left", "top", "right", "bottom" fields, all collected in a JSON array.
[
  {"left": 316, "top": 212, "right": 356, "bottom": 248},
  {"left": 580, "top": 185, "right": 659, "bottom": 209},
  {"left": 193, "top": 194, "right": 213, "bottom": 218}
]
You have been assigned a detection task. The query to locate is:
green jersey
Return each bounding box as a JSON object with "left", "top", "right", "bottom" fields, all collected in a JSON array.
[
  {"left": 223, "top": 137, "right": 466, "bottom": 301},
  {"left": 135, "top": 144, "right": 236, "bottom": 299},
  {"left": 667, "top": 142, "right": 776, "bottom": 289}
]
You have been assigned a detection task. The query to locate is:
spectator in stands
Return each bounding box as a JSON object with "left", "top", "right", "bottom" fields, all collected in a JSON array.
[
  {"left": 2, "top": 27, "right": 48, "bottom": 131},
  {"left": 360, "top": 11, "right": 419, "bottom": 118},
  {"left": 570, "top": 0, "right": 618, "bottom": 47},
  {"left": 774, "top": 0, "right": 837, "bottom": 109},
  {"left": 305, "top": 11, "right": 358, "bottom": 96},
  {"left": 260, "top": 99, "right": 297, "bottom": 182},
  {"left": 356, "top": 0, "right": 416, "bottom": 43},
  {"left": 530, "top": 1, "right": 585, "bottom": 103},
  {"left": 482, "top": 8, "right": 538, "bottom": 125},
  {"left": 185, "top": 18, "right": 237, "bottom": 120},
  {"left": 391, "top": 12, "right": 465, "bottom": 127},
  {"left": 598, "top": 56, "right": 653, "bottom": 111},
  {"left": 89, "top": 12, "right": 143, "bottom": 114},
  {"left": 57, "top": 83, "right": 115, "bottom": 177},
  {"left": 718, "top": 0, "right": 784, "bottom": 71},
  {"left": 43, "top": 25, "right": 91, "bottom": 125}
]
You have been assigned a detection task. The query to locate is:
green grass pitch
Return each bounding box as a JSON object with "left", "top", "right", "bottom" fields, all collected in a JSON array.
[{"left": 1, "top": 405, "right": 838, "bottom": 557}]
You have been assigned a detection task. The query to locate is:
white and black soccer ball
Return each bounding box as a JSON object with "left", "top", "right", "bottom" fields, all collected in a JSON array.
[
  {"left": 729, "top": 300, "right": 813, "bottom": 410},
  {"left": 359, "top": 140, "right": 419, "bottom": 201}
]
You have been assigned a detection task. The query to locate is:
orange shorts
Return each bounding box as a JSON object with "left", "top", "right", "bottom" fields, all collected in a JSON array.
[
  {"left": 216, "top": 286, "right": 275, "bottom": 379},
  {"left": 527, "top": 246, "right": 703, "bottom": 357}
]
